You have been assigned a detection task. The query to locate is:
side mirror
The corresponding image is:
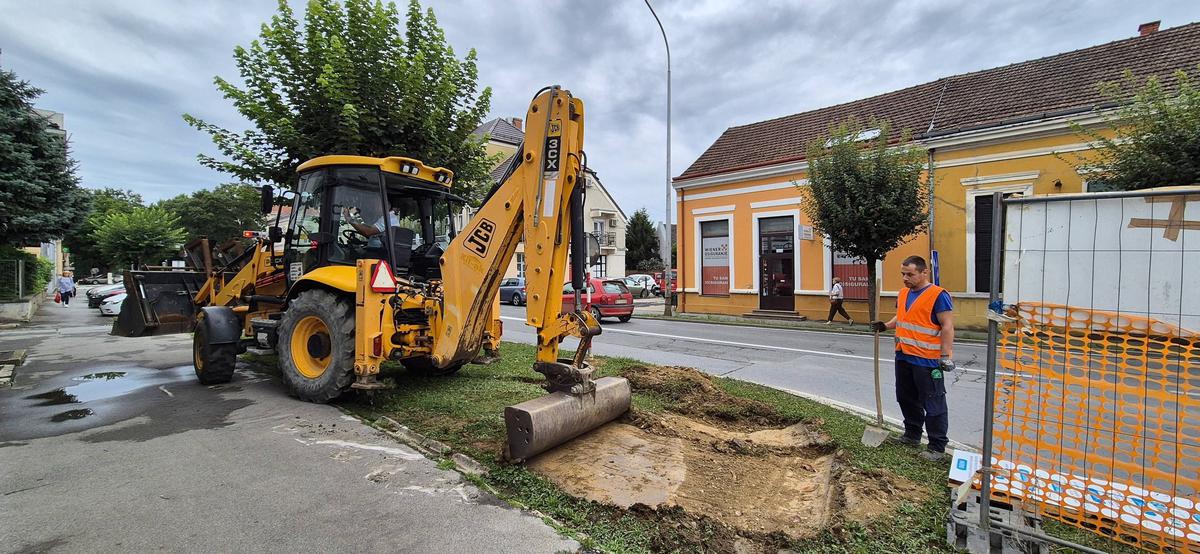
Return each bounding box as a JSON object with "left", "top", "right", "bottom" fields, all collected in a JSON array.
[
  {"left": 260, "top": 185, "right": 274, "bottom": 214},
  {"left": 587, "top": 233, "right": 602, "bottom": 265}
]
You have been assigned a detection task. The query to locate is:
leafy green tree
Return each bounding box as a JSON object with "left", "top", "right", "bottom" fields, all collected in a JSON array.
[
  {"left": 156, "top": 183, "right": 265, "bottom": 244},
  {"left": 184, "top": 0, "right": 494, "bottom": 205},
  {"left": 0, "top": 66, "right": 88, "bottom": 245},
  {"left": 63, "top": 188, "right": 144, "bottom": 275},
  {"left": 624, "top": 208, "right": 660, "bottom": 270},
  {"left": 800, "top": 119, "right": 928, "bottom": 321},
  {"left": 92, "top": 207, "right": 186, "bottom": 269},
  {"left": 1077, "top": 67, "right": 1200, "bottom": 191}
]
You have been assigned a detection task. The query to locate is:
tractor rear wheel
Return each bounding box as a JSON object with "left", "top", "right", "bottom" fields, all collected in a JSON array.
[
  {"left": 402, "top": 356, "right": 465, "bottom": 377},
  {"left": 278, "top": 289, "right": 355, "bottom": 403},
  {"left": 193, "top": 319, "right": 237, "bottom": 385}
]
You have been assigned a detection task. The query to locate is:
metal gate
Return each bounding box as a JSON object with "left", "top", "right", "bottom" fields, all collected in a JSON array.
[{"left": 977, "top": 187, "right": 1200, "bottom": 552}]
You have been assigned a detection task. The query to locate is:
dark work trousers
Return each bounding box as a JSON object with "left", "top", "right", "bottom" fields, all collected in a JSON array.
[
  {"left": 894, "top": 358, "right": 949, "bottom": 452},
  {"left": 826, "top": 299, "right": 851, "bottom": 321},
  {"left": 60, "top": 290, "right": 73, "bottom": 305}
]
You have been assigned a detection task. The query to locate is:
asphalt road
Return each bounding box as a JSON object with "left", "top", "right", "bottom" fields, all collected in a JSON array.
[
  {"left": 499, "top": 302, "right": 993, "bottom": 449},
  {"left": 0, "top": 296, "right": 577, "bottom": 553}
]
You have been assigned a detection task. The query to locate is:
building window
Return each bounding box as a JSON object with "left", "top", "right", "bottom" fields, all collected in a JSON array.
[
  {"left": 592, "top": 255, "right": 607, "bottom": 278},
  {"left": 700, "top": 219, "right": 730, "bottom": 296},
  {"left": 516, "top": 252, "right": 526, "bottom": 279},
  {"left": 594, "top": 220, "right": 605, "bottom": 237},
  {"left": 831, "top": 251, "right": 869, "bottom": 300}
]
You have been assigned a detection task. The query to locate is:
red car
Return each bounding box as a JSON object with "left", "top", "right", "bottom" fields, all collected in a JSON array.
[
  {"left": 561, "top": 278, "right": 634, "bottom": 323},
  {"left": 652, "top": 269, "right": 678, "bottom": 295}
]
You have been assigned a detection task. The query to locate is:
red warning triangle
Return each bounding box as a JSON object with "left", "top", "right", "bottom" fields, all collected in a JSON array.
[{"left": 370, "top": 261, "right": 397, "bottom": 292}]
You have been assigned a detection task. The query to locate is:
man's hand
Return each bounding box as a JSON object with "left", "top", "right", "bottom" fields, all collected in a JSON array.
[
  {"left": 939, "top": 356, "right": 956, "bottom": 373},
  {"left": 869, "top": 321, "right": 888, "bottom": 333}
]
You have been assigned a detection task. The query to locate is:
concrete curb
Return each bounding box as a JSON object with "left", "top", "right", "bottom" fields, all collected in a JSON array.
[
  {"left": 633, "top": 314, "right": 988, "bottom": 344},
  {"left": 764, "top": 383, "right": 979, "bottom": 454},
  {"left": 363, "top": 413, "right": 593, "bottom": 547}
]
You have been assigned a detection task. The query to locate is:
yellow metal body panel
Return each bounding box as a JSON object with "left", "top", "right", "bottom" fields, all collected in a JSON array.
[
  {"left": 293, "top": 265, "right": 358, "bottom": 294},
  {"left": 297, "top": 155, "right": 454, "bottom": 188}
]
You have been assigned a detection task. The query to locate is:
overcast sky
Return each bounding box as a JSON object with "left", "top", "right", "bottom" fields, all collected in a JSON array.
[{"left": 1, "top": 0, "right": 1196, "bottom": 223}]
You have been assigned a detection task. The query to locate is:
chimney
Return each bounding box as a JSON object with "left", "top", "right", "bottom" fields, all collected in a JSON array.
[
  {"left": 511, "top": 117, "right": 523, "bottom": 130},
  {"left": 1139, "top": 21, "right": 1160, "bottom": 36}
]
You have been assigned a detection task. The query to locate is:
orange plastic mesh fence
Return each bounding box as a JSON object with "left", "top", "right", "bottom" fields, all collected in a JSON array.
[{"left": 989, "top": 302, "right": 1200, "bottom": 552}]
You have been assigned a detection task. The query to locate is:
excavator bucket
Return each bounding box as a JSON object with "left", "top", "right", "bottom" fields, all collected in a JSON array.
[
  {"left": 112, "top": 270, "right": 207, "bottom": 337},
  {"left": 504, "top": 376, "right": 631, "bottom": 461}
]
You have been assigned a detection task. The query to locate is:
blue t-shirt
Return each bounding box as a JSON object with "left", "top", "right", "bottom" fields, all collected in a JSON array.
[{"left": 896, "top": 284, "right": 952, "bottom": 367}]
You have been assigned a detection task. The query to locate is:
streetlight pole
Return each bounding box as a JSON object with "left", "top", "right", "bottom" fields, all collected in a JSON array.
[{"left": 644, "top": 0, "right": 673, "bottom": 316}]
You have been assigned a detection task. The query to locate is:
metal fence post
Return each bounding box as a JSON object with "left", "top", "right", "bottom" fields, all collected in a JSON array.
[
  {"left": 978, "top": 191, "right": 1003, "bottom": 530},
  {"left": 17, "top": 259, "right": 25, "bottom": 299}
]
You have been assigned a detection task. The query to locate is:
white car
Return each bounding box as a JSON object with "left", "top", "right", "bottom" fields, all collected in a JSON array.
[{"left": 99, "top": 292, "right": 127, "bottom": 316}]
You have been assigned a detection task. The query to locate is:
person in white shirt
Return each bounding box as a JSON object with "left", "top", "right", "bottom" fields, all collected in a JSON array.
[{"left": 825, "top": 277, "right": 853, "bottom": 324}]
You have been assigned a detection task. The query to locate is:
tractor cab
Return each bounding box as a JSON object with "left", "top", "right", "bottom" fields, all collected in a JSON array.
[{"left": 283, "top": 156, "right": 463, "bottom": 285}]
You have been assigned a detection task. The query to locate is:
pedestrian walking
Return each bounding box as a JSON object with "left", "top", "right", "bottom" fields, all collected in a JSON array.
[
  {"left": 56, "top": 271, "right": 76, "bottom": 307},
  {"left": 825, "top": 277, "right": 853, "bottom": 324},
  {"left": 870, "top": 256, "right": 955, "bottom": 461}
]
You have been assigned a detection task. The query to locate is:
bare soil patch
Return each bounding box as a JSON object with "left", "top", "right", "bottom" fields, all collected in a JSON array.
[{"left": 529, "top": 365, "right": 926, "bottom": 545}]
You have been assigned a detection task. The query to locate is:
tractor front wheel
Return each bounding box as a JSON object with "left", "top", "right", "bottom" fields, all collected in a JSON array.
[
  {"left": 193, "top": 316, "right": 237, "bottom": 385},
  {"left": 278, "top": 290, "right": 355, "bottom": 403}
]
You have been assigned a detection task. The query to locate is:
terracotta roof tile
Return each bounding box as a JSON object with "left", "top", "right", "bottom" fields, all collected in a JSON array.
[{"left": 678, "top": 22, "right": 1200, "bottom": 181}]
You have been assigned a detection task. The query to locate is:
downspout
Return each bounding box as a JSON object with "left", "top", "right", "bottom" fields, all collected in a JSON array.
[{"left": 677, "top": 190, "right": 684, "bottom": 313}]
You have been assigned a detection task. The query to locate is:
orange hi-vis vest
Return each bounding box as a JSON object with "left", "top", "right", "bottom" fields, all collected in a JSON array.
[{"left": 895, "top": 284, "right": 946, "bottom": 360}]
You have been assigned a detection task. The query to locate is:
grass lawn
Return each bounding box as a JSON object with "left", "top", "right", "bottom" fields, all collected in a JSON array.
[{"left": 243, "top": 342, "right": 1135, "bottom": 553}]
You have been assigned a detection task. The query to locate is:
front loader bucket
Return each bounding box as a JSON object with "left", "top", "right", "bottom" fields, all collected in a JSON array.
[
  {"left": 503, "top": 376, "right": 631, "bottom": 461},
  {"left": 112, "top": 270, "right": 207, "bottom": 337}
]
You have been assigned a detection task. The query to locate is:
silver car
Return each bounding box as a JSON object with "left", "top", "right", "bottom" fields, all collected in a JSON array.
[
  {"left": 622, "top": 275, "right": 657, "bottom": 299},
  {"left": 499, "top": 277, "right": 526, "bottom": 305}
]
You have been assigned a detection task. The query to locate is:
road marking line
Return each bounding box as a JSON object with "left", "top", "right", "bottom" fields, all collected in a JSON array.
[
  {"left": 499, "top": 315, "right": 999, "bottom": 375},
  {"left": 158, "top": 385, "right": 173, "bottom": 397}
]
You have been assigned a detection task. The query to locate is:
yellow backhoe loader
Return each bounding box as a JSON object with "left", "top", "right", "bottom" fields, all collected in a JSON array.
[{"left": 114, "top": 86, "right": 630, "bottom": 460}]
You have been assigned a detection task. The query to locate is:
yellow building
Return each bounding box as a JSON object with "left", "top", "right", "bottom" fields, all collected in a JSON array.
[{"left": 673, "top": 21, "right": 1196, "bottom": 329}]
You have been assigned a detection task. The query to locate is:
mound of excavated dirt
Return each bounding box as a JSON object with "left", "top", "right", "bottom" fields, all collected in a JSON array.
[
  {"left": 529, "top": 365, "right": 925, "bottom": 546},
  {"left": 618, "top": 365, "right": 785, "bottom": 428}
]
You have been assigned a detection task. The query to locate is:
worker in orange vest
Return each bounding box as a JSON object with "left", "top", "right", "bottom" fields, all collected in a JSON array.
[{"left": 870, "top": 255, "right": 955, "bottom": 461}]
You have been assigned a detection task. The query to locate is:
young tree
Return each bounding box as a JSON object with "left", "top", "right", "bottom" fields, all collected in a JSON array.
[
  {"left": 92, "top": 207, "right": 186, "bottom": 269},
  {"left": 624, "top": 208, "right": 660, "bottom": 270},
  {"left": 1077, "top": 67, "right": 1200, "bottom": 191},
  {"left": 0, "top": 66, "right": 88, "bottom": 245},
  {"left": 63, "top": 188, "right": 144, "bottom": 275},
  {"left": 183, "top": 0, "right": 494, "bottom": 205},
  {"left": 800, "top": 119, "right": 928, "bottom": 322},
  {"left": 156, "top": 183, "right": 265, "bottom": 244}
]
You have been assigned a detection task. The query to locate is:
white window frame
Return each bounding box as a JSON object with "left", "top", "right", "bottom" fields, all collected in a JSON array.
[
  {"left": 965, "top": 182, "right": 1033, "bottom": 294},
  {"left": 693, "top": 214, "right": 735, "bottom": 297},
  {"left": 750, "top": 209, "right": 801, "bottom": 295}
]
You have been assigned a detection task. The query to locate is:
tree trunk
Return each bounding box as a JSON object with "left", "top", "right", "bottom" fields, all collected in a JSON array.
[{"left": 866, "top": 257, "right": 879, "bottom": 322}]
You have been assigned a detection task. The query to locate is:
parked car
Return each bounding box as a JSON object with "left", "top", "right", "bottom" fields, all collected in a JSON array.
[
  {"left": 652, "top": 270, "right": 678, "bottom": 295},
  {"left": 87, "top": 283, "right": 126, "bottom": 308},
  {"left": 561, "top": 278, "right": 634, "bottom": 323},
  {"left": 499, "top": 277, "right": 526, "bottom": 305},
  {"left": 623, "top": 274, "right": 658, "bottom": 298},
  {"left": 99, "top": 292, "right": 126, "bottom": 316}
]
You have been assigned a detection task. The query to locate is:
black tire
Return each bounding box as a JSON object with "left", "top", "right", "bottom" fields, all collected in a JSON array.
[
  {"left": 193, "top": 319, "right": 237, "bottom": 385},
  {"left": 590, "top": 305, "right": 604, "bottom": 323},
  {"left": 402, "top": 356, "right": 466, "bottom": 377},
  {"left": 511, "top": 292, "right": 523, "bottom": 306},
  {"left": 618, "top": 315, "right": 632, "bottom": 323},
  {"left": 277, "top": 289, "right": 355, "bottom": 403}
]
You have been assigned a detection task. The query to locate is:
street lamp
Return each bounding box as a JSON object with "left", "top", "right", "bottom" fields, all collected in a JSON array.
[{"left": 644, "top": 0, "right": 673, "bottom": 317}]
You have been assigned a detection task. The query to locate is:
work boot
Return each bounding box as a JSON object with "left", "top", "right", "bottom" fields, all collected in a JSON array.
[
  {"left": 892, "top": 434, "right": 920, "bottom": 447},
  {"left": 919, "top": 449, "right": 948, "bottom": 462}
]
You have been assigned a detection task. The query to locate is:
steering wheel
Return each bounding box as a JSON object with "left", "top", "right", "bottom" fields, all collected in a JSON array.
[{"left": 341, "top": 228, "right": 370, "bottom": 247}]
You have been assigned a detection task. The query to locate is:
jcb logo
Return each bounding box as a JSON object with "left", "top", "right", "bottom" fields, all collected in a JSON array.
[
  {"left": 467, "top": 218, "right": 496, "bottom": 258},
  {"left": 542, "top": 118, "right": 562, "bottom": 173}
]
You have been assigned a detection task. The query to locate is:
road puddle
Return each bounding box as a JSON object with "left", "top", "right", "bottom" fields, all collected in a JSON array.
[{"left": 23, "top": 367, "right": 189, "bottom": 422}]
